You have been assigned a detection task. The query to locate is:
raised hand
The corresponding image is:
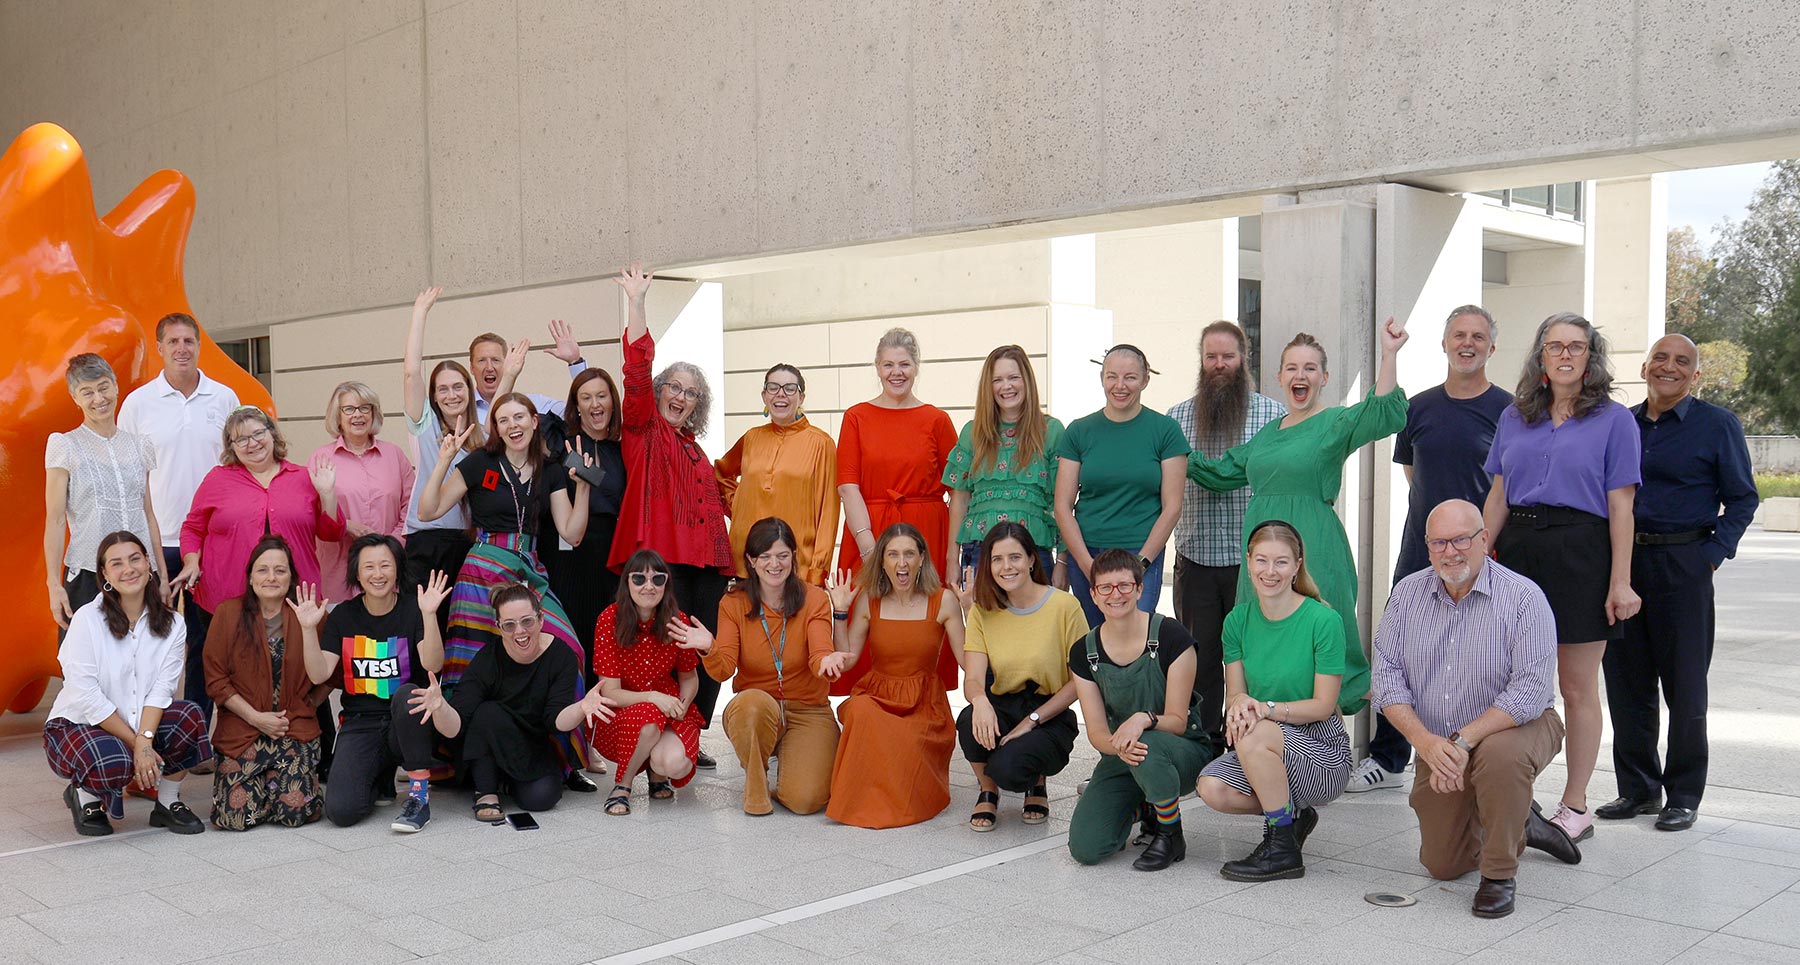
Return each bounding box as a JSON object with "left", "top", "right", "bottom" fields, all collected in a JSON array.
[
  {"left": 1379, "top": 314, "right": 1410, "bottom": 354},
  {"left": 413, "top": 286, "right": 443, "bottom": 320},
  {"left": 614, "top": 263, "right": 653, "bottom": 304},
  {"left": 547, "top": 318, "right": 583, "bottom": 364},
  {"left": 439, "top": 417, "right": 474, "bottom": 461},
  {"left": 308, "top": 453, "right": 336, "bottom": 497},
  {"left": 666, "top": 614, "right": 713, "bottom": 652},
  {"left": 417, "top": 570, "right": 451, "bottom": 615},
  {"left": 407, "top": 670, "right": 446, "bottom": 726},
  {"left": 566, "top": 444, "right": 596, "bottom": 490},
  {"left": 578, "top": 684, "right": 617, "bottom": 727},
  {"left": 949, "top": 564, "right": 977, "bottom": 616},
  {"left": 504, "top": 336, "right": 531, "bottom": 379},
  {"left": 825, "top": 567, "right": 857, "bottom": 614},
  {"left": 290, "top": 581, "right": 329, "bottom": 630}
]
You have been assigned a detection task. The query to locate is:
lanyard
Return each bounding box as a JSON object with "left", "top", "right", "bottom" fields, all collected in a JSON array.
[{"left": 758, "top": 610, "right": 788, "bottom": 702}]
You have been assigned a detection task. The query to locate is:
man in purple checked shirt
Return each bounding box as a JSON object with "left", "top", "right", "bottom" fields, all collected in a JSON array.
[{"left": 1371, "top": 499, "right": 1582, "bottom": 919}]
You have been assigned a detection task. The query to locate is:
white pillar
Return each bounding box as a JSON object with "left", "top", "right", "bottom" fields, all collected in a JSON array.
[{"left": 1589, "top": 175, "right": 1669, "bottom": 405}]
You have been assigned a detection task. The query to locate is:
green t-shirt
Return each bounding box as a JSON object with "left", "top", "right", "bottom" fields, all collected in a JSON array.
[
  {"left": 1221, "top": 596, "right": 1344, "bottom": 704},
  {"left": 1056, "top": 407, "right": 1190, "bottom": 550}
]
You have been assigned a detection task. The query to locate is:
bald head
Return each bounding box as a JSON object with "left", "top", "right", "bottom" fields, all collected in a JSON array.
[
  {"left": 1643, "top": 333, "right": 1699, "bottom": 412},
  {"left": 1424, "top": 499, "right": 1486, "bottom": 595},
  {"left": 1427, "top": 499, "right": 1482, "bottom": 535}
]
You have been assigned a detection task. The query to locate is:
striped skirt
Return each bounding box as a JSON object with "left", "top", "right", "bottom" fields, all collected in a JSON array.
[
  {"left": 444, "top": 532, "right": 588, "bottom": 766},
  {"left": 1200, "top": 715, "right": 1352, "bottom": 809}
]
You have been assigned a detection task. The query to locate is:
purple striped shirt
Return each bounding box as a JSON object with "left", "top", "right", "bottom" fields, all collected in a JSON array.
[{"left": 1372, "top": 559, "right": 1556, "bottom": 736}]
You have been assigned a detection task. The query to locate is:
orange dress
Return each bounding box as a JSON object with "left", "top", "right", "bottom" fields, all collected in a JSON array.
[
  {"left": 832, "top": 401, "right": 959, "bottom": 694},
  {"left": 826, "top": 591, "right": 955, "bottom": 829}
]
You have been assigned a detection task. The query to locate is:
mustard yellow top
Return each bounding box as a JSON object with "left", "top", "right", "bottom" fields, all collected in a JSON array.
[
  {"left": 715, "top": 415, "right": 841, "bottom": 584},
  {"left": 964, "top": 586, "right": 1086, "bottom": 696}
]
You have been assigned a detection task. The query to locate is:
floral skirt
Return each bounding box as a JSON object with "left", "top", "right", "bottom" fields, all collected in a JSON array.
[{"left": 210, "top": 736, "right": 323, "bottom": 831}]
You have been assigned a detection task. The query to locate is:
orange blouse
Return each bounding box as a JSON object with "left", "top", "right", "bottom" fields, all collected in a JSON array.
[
  {"left": 715, "top": 416, "right": 840, "bottom": 584},
  {"left": 703, "top": 585, "right": 836, "bottom": 706}
]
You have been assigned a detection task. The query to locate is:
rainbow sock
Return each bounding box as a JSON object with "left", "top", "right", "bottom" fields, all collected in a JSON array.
[
  {"left": 1152, "top": 797, "right": 1180, "bottom": 826},
  {"left": 1265, "top": 802, "right": 1295, "bottom": 827}
]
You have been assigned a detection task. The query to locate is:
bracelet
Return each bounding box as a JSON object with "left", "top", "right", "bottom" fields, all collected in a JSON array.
[
  {"left": 833, "top": 611, "right": 849, "bottom": 621},
  {"left": 853, "top": 527, "right": 871, "bottom": 536}
]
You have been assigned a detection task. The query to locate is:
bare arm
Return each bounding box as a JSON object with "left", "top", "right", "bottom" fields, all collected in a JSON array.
[
  {"left": 1073, "top": 676, "right": 1117, "bottom": 755},
  {"left": 1137, "top": 455, "right": 1186, "bottom": 561},
  {"left": 549, "top": 482, "right": 591, "bottom": 546},
  {"left": 1604, "top": 485, "right": 1641, "bottom": 625},
  {"left": 1053, "top": 457, "right": 1089, "bottom": 576},
  {"left": 1482, "top": 475, "right": 1509, "bottom": 549},
  {"left": 838, "top": 485, "right": 876, "bottom": 559},
  {"left": 946, "top": 489, "right": 970, "bottom": 578},
  {"left": 403, "top": 287, "right": 442, "bottom": 424},
  {"left": 43, "top": 468, "right": 71, "bottom": 625}
]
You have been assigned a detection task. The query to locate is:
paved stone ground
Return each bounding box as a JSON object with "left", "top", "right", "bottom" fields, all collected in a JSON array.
[{"left": 2, "top": 528, "right": 1797, "bottom": 964}]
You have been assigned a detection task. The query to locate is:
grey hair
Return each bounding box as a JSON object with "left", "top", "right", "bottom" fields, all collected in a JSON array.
[
  {"left": 653, "top": 361, "right": 713, "bottom": 437},
  {"left": 1513, "top": 312, "right": 1616, "bottom": 424},
  {"left": 1443, "top": 304, "right": 1497, "bottom": 340},
  {"left": 65, "top": 353, "right": 116, "bottom": 390},
  {"left": 325, "top": 381, "right": 384, "bottom": 438},
  {"left": 875, "top": 327, "right": 920, "bottom": 365}
]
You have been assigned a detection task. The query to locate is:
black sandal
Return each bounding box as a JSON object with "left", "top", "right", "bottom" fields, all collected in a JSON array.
[
  {"left": 603, "top": 784, "right": 632, "bottom": 815},
  {"left": 1021, "top": 783, "right": 1050, "bottom": 825},
  {"left": 969, "top": 789, "right": 1000, "bottom": 832},
  {"left": 472, "top": 799, "right": 505, "bottom": 824},
  {"left": 647, "top": 777, "right": 675, "bottom": 801}
]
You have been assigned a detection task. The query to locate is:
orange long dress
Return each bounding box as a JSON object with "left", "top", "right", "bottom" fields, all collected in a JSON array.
[
  {"left": 825, "top": 591, "right": 955, "bottom": 829},
  {"left": 833, "top": 401, "right": 959, "bottom": 694}
]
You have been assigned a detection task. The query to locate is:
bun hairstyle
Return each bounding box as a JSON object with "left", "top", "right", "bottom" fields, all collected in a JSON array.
[
  {"left": 488, "top": 581, "right": 543, "bottom": 615},
  {"left": 1280, "top": 333, "right": 1328, "bottom": 372},
  {"left": 1246, "top": 519, "right": 1325, "bottom": 604}
]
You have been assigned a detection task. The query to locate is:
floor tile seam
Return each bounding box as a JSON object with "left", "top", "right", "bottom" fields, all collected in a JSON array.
[
  {"left": 1550, "top": 895, "right": 1730, "bottom": 939},
  {"left": 0, "top": 827, "right": 158, "bottom": 860}
]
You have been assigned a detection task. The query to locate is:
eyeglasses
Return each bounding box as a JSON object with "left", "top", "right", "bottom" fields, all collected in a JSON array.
[
  {"left": 1427, "top": 528, "right": 1486, "bottom": 554},
  {"left": 661, "top": 384, "right": 701, "bottom": 401},
  {"left": 1093, "top": 580, "right": 1138, "bottom": 597},
  {"left": 339, "top": 404, "right": 376, "bottom": 417},
  {"left": 754, "top": 551, "right": 793, "bottom": 566},
  {"left": 763, "top": 382, "right": 802, "bottom": 396},
  {"left": 231, "top": 427, "right": 272, "bottom": 447},
  {"left": 498, "top": 615, "right": 540, "bottom": 634},
  {"left": 629, "top": 572, "right": 669, "bottom": 588},
  {"left": 1541, "top": 341, "right": 1589, "bottom": 358}
]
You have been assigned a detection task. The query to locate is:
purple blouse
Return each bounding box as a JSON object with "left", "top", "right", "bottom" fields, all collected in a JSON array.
[{"left": 1483, "top": 399, "right": 1640, "bottom": 518}]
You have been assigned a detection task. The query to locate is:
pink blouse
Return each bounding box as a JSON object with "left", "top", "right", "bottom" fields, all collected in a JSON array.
[
  {"left": 180, "top": 462, "right": 345, "bottom": 613},
  {"left": 309, "top": 439, "right": 415, "bottom": 598}
]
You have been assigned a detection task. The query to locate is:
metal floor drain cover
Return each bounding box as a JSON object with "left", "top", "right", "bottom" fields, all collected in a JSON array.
[{"left": 1364, "top": 892, "right": 1418, "bottom": 907}]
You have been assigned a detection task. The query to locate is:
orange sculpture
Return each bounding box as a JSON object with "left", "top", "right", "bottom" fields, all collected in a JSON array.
[{"left": 0, "top": 122, "right": 274, "bottom": 716}]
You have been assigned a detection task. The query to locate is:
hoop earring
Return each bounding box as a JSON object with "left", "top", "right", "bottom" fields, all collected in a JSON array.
[{"left": 102, "top": 581, "right": 113, "bottom": 592}]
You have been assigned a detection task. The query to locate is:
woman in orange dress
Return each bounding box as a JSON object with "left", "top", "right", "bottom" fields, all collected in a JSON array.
[
  {"left": 833, "top": 328, "right": 959, "bottom": 694},
  {"left": 820, "top": 523, "right": 966, "bottom": 829}
]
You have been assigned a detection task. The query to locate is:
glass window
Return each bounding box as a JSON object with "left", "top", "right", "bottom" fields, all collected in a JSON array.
[
  {"left": 1510, "top": 185, "right": 1551, "bottom": 213},
  {"left": 1554, "top": 182, "right": 1581, "bottom": 217}
]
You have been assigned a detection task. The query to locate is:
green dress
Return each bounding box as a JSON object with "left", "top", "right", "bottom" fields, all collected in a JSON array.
[{"left": 1185, "top": 388, "right": 1408, "bottom": 713}]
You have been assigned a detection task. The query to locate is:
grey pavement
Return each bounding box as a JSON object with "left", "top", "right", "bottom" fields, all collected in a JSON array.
[{"left": 1, "top": 528, "right": 1797, "bottom": 964}]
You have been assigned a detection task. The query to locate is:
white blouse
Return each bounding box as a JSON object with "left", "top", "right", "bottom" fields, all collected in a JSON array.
[
  {"left": 46, "top": 599, "right": 186, "bottom": 731},
  {"left": 44, "top": 425, "right": 157, "bottom": 574}
]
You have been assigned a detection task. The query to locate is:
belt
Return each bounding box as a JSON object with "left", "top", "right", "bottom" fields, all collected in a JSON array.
[
  {"left": 1635, "top": 529, "right": 1711, "bottom": 546},
  {"left": 1507, "top": 504, "right": 1605, "bottom": 528}
]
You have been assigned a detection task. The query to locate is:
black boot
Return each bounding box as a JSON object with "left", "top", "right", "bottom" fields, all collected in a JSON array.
[
  {"left": 1129, "top": 800, "right": 1157, "bottom": 846},
  {"left": 1132, "top": 818, "right": 1186, "bottom": 871},
  {"left": 1295, "top": 806, "right": 1318, "bottom": 849},
  {"left": 1220, "top": 821, "right": 1304, "bottom": 881}
]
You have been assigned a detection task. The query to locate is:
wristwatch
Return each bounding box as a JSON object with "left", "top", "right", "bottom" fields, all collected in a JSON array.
[
  {"left": 137, "top": 729, "right": 154, "bottom": 742},
  {"left": 1266, "top": 700, "right": 1277, "bottom": 717},
  {"left": 1137, "top": 555, "right": 1152, "bottom": 570},
  {"left": 1449, "top": 731, "right": 1474, "bottom": 753},
  {"left": 1028, "top": 712, "right": 1042, "bottom": 725}
]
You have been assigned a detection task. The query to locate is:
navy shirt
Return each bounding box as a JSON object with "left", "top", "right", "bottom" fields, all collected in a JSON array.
[
  {"left": 1633, "top": 395, "right": 1758, "bottom": 569},
  {"left": 1393, "top": 384, "right": 1514, "bottom": 581}
]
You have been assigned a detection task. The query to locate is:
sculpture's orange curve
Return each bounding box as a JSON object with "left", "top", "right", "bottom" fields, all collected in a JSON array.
[{"left": 1, "top": 122, "right": 275, "bottom": 715}]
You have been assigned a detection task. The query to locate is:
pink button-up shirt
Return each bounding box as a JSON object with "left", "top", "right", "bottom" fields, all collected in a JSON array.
[
  {"left": 180, "top": 462, "right": 345, "bottom": 613},
  {"left": 310, "top": 438, "right": 415, "bottom": 598}
]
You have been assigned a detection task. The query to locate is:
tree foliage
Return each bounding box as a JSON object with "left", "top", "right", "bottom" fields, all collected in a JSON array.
[
  {"left": 1666, "top": 226, "right": 1718, "bottom": 341},
  {"left": 1742, "top": 259, "right": 1800, "bottom": 434}
]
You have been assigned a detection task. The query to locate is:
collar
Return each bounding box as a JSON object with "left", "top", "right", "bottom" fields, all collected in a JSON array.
[
  {"left": 152, "top": 369, "right": 221, "bottom": 398},
  {"left": 1428, "top": 559, "right": 1493, "bottom": 604},
  {"left": 767, "top": 414, "right": 811, "bottom": 434},
  {"left": 1636, "top": 393, "right": 1696, "bottom": 423},
  {"left": 331, "top": 436, "right": 383, "bottom": 457}
]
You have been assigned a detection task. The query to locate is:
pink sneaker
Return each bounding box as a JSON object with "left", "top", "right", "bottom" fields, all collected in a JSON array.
[{"left": 1550, "top": 803, "right": 1595, "bottom": 843}]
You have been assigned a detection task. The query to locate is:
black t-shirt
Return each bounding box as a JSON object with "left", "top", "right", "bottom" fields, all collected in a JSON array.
[
  {"left": 456, "top": 449, "right": 570, "bottom": 536},
  {"left": 1392, "top": 384, "right": 1513, "bottom": 581},
  {"left": 1068, "top": 616, "right": 1197, "bottom": 682},
  {"left": 321, "top": 595, "right": 430, "bottom": 715},
  {"left": 448, "top": 640, "right": 579, "bottom": 781},
  {"left": 540, "top": 416, "right": 628, "bottom": 519}
]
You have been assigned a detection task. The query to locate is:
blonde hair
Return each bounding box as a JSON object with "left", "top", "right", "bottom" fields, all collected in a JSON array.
[
  {"left": 1246, "top": 520, "right": 1325, "bottom": 604},
  {"left": 1280, "top": 333, "right": 1329, "bottom": 373},
  {"left": 325, "top": 381, "right": 384, "bottom": 438},
  {"left": 875, "top": 327, "right": 920, "bottom": 365}
]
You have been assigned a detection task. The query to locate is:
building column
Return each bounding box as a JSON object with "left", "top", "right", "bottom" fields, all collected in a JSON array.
[{"left": 1589, "top": 175, "right": 1668, "bottom": 404}]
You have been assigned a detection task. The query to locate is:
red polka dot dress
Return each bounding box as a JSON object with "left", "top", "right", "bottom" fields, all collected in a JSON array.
[{"left": 591, "top": 604, "right": 703, "bottom": 786}]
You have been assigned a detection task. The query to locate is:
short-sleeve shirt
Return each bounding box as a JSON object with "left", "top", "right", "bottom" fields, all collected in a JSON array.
[
  {"left": 45, "top": 426, "right": 158, "bottom": 573},
  {"left": 1068, "top": 617, "right": 1196, "bottom": 682},
  {"left": 1057, "top": 408, "right": 1191, "bottom": 550},
  {"left": 1392, "top": 384, "right": 1513, "bottom": 579},
  {"left": 455, "top": 449, "right": 569, "bottom": 536},
  {"left": 321, "top": 595, "right": 429, "bottom": 715},
  {"left": 964, "top": 588, "right": 1086, "bottom": 696},
  {"left": 1221, "top": 596, "right": 1345, "bottom": 704},
  {"left": 1483, "top": 400, "right": 1641, "bottom": 518},
  {"left": 942, "top": 417, "right": 1066, "bottom": 551},
  {"left": 405, "top": 408, "right": 471, "bottom": 533}
]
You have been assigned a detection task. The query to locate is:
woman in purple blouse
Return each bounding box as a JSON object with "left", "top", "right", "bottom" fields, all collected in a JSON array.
[{"left": 1482, "top": 312, "right": 1641, "bottom": 846}]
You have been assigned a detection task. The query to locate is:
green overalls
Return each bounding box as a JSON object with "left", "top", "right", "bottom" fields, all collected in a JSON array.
[{"left": 1067, "top": 615, "right": 1215, "bottom": 865}]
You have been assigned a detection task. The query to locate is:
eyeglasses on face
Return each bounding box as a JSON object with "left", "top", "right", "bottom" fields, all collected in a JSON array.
[
  {"left": 1093, "top": 580, "right": 1138, "bottom": 597},
  {"left": 763, "top": 382, "right": 802, "bottom": 396},
  {"left": 1541, "top": 341, "right": 1589, "bottom": 358},
  {"left": 1427, "top": 528, "right": 1485, "bottom": 554},
  {"left": 629, "top": 572, "right": 669, "bottom": 588},
  {"left": 339, "top": 404, "right": 376, "bottom": 417},
  {"left": 661, "top": 383, "right": 701, "bottom": 401},
  {"left": 498, "top": 615, "right": 541, "bottom": 634},
  {"left": 231, "top": 427, "right": 272, "bottom": 447}
]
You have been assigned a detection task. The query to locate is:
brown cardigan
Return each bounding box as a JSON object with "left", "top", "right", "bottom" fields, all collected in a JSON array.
[{"left": 203, "top": 597, "right": 323, "bottom": 758}]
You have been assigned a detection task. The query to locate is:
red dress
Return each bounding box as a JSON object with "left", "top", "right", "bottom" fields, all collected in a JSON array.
[
  {"left": 833, "top": 401, "right": 959, "bottom": 694},
  {"left": 591, "top": 604, "right": 703, "bottom": 786},
  {"left": 610, "top": 330, "right": 734, "bottom": 573}
]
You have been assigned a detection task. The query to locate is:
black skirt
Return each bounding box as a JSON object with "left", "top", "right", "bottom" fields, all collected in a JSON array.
[
  {"left": 544, "top": 513, "right": 620, "bottom": 674},
  {"left": 1496, "top": 504, "right": 1622, "bottom": 642}
]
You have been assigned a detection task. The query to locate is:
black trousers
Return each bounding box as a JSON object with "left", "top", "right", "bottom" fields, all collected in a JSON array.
[
  {"left": 163, "top": 548, "right": 215, "bottom": 724},
  {"left": 955, "top": 687, "right": 1079, "bottom": 792},
  {"left": 324, "top": 687, "right": 441, "bottom": 827},
  {"left": 668, "top": 564, "right": 728, "bottom": 726},
  {"left": 467, "top": 756, "right": 563, "bottom": 811},
  {"left": 405, "top": 528, "right": 474, "bottom": 639},
  {"left": 1605, "top": 541, "right": 1714, "bottom": 809},
  {"left": 1172, "top": 556, "right": 1233, "bottom": 743}
]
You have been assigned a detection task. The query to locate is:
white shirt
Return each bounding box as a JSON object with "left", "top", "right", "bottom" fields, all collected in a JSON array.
[
  {"left": 44, "top": 426, "right": 158, "bottom": 573},
  {"left": 470, "top": 358, "right": 585, "bottom": 428},
  {"left": 47, "top": 599, "right": 187, "bottom": 731},
  {"left": 405, "top": 408, "right": 472, "bottom": 533},
  {"left": 117, "top": 370, "right": 241, "bottom": 547}
]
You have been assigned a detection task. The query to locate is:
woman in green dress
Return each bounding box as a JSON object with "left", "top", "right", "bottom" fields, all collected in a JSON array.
[{"left": 1186, "top": 318, "right": 1410, "bottom": 715}]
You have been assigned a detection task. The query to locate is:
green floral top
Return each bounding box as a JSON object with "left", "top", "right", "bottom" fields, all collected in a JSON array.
[{"left": 942, "top": 417, "right": 1065, "bottom": 551}]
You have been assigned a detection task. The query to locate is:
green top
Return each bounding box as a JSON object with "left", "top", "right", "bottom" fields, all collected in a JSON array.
[
  {"left": 943, "top": 416, "right": 1066, "bottom": 550},
  {"left": 1056, "top": 407, "right": 1190, "bottom": 550},
  {"left": 1222, "top": 596, "right": 1346, "bottom": 704},
  {"left": 1187, "top": 387, "right": 1408, "bottom": 713}
]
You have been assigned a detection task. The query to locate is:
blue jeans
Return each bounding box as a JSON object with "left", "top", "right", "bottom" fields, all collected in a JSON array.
[
  {"left": 1067, "top": 547, "right": 1165, "bottom": 629},
  {"left": 958, "top": 541, "right": 1057, "bottom": 586}
]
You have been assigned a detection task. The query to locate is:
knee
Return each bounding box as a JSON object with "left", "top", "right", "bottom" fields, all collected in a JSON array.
[
  {"left": 1240, "top": 721, "right": 1282, "bottom": 755},
  {"left": 1197, "top": 776, "right": 1233, "bottom": 811},
  {"left": 985, "top": 749, "right": 1035, "bottom": 793},
  {"left": 517, "top": 782, "right": 563, "bottom": 813},
  {"left": 1421, "top": 855, "right": 1468, "bottom": 881},
  {"left": 1069, "top": 840, "right": 1109, "bottom": 866},
  {"left": 780, "top": 782, "right": 831, "bottom": 816},
  {"left": 323, "top": 793, "right": 366, "bottom": 828}
]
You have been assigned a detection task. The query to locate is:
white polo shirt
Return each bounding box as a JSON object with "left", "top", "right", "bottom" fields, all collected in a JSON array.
[{"left": 117, "top": 370, "right": 241, "bottom": 548}]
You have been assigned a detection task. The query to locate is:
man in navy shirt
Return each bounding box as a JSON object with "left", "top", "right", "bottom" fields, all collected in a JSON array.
[
  {"left": 1598, "top": 334, "right": 1757, "bottom": 831},
  {"left": 1352, "top": 305, "right": 1514, "bottom": 793}
]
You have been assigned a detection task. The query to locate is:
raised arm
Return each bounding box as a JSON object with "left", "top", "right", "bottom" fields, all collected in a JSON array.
[
  {"left": 403, "top": 287, "right": 442, "bottom": 424},
  {"left": 292, "top": 583, "right": 336, "bottom": 685},
  {"left": 1375, "top": 315, "right": 1410, "bottom": 396}
]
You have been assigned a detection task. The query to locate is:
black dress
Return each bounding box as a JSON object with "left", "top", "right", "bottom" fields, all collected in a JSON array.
[
  {"left": 450, "top": 639, "right": 580, "bottom": 783},
  {"left": 540, "top": 417, "right": 627, "bottom": 669}
]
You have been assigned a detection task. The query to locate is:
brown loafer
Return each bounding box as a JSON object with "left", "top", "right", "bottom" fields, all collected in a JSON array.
[{"left": 1472, "top": 876, "right": 1516, "bottom": 918}]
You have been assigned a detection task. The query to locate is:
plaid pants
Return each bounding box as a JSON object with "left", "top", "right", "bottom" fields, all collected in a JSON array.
[{"left": 44, "top": 700, "right": 212, "bottom": 819}]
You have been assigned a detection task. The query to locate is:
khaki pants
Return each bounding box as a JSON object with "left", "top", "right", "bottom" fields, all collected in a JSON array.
[
  {"left": 722, "top": 691, "right": 839, "bottom": 815},
  {"left": 1411, "top": 709, "right": 1564, "bottom": 881}
]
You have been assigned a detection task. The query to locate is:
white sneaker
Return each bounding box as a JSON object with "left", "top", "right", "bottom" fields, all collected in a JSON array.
[{"left": 1345, "top": 757, "right": 1405, "bottom": 793}]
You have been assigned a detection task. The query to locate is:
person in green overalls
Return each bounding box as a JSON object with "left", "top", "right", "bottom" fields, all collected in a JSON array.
[
  {"left": 1185, "top": 318, "right": 1411, "bottom": 723},
  {"left": 1067, "top": 550, "right": 1214, "bottom": 871}
]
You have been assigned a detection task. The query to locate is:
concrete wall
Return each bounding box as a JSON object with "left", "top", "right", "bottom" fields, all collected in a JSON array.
[
  {"left": 1750, "top": 437, "right": 1800, "bottom": 475},
  {"left": 3, "top": 0, "right": 1797, "bottom": 338}
]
